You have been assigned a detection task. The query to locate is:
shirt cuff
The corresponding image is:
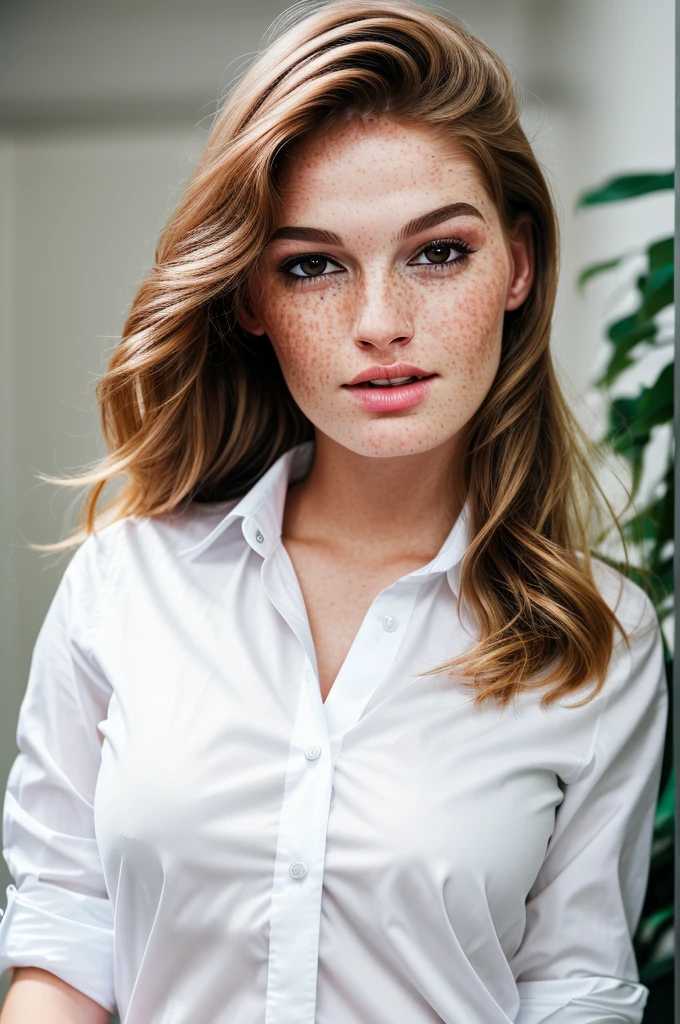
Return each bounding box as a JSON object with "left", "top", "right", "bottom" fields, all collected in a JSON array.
[
  {"left": 514, "top": 975, "right": 649, "bottom": 1023},
  {"left": 0, "top": 880, "right": 115, "bottom": 1014}
]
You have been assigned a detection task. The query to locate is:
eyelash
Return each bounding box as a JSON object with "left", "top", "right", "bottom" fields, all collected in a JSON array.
[{"left": 278, "top": 237, "right": 476, "bottom": 286}]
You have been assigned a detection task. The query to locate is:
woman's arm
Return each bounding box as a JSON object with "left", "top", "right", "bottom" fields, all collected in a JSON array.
[
  {"left": 0, "top": 532, "right": 119, "bottom": 1014},
  {"left": 508, "top": 588, "right": 668, "bottom": 1023},
  {"left": 0, "top": 967, "right": 110, "bottom": 1023}
]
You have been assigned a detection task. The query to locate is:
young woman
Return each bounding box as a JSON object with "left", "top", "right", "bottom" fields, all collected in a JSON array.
[{"left": 0, "top": 2, "right": 668, "bottom": 1022}]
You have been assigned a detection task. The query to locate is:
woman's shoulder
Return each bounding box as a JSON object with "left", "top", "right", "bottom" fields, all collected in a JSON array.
[
  {"left": 587, "top": 556, "right": 665, "bottom": 715},
  {"left": 71, "top": 499, "right": 242, "bottom": 577},
  {"left": 589, "top": 554, "right": 659, "bottom": 640}
]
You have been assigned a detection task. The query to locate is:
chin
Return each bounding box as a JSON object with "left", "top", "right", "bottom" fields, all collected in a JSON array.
[{"left": 329, "top": 423, "right": 457, "bottom": 459}]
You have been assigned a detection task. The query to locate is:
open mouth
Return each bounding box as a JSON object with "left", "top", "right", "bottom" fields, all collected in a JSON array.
[{"left": 347, "top": 374, "right": 436, "bottom": 389}]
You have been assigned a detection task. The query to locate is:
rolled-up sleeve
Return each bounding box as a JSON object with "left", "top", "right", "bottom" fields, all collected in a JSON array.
[
  {"left": 509, "top": 589, "right": 669, "bottom": 1024},
  {"left": 0, "top": 534, "right": 117, "bottom": 1014}
]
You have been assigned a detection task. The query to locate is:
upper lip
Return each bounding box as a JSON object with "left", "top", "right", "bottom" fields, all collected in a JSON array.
[{"left": 343, "top": 363, "right": 436, "bottom": 386}]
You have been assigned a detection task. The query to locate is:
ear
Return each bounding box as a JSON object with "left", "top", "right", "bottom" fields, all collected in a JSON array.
[
  {"left": 235, "top": 282, "right": 267, "bottom": 337},
  {"left": 505, "top": 217, "right": 535, "bottom": 312}
]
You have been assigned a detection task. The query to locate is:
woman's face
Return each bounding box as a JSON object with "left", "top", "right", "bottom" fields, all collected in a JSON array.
[{"left": 238, "top": 116, "right": 534, "bottom": 459}]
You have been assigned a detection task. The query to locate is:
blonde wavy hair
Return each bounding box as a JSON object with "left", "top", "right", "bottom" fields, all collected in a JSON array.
[{"left": 37, "top": 0, "right": 628, "bottom": 711}]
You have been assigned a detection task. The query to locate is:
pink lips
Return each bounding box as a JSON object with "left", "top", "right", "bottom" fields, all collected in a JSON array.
[{"left": 343, "top": 375, "right": 436, "bottom": 412}]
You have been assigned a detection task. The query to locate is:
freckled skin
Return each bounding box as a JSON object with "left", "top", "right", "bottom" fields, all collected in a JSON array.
[
  {"left": 236, "top": 117, "right": 534, "bottom": 699},
  {"left": 240, "top": 117, "right": 532, "bottom": 462},
  {"left": 236, "top": 117, "right": 532, "bottom": 557}
]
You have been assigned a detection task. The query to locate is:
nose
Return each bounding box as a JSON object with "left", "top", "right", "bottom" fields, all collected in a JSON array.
[{"left": 352, "top": 270, "right": 414, "bottom": 351}]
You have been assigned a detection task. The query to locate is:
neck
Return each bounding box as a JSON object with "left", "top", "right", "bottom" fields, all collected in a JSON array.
[{"left": 282, "top": 430, "right": 465, "bottom": 565}]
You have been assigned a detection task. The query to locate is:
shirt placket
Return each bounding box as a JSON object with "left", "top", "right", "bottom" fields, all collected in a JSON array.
[
  {"left": 260, "top": 541, "right": 423, "bottom": 1024},
  {"left": 263, "top": 656, "right": 335, "bottom": 1024}
]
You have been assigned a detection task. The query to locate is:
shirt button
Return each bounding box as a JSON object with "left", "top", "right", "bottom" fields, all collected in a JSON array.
[
  {"left": 305, "top": 744, "right": 321, "bottom": 760},
  {"left": 289, "top": 861, "right": 307, "bottom": 880},
  {"left": 255, "top": 530, "right": 264, "bottom": 543},
  {"left": 382, "top": 614, "right": 399, "bottom": 632}
]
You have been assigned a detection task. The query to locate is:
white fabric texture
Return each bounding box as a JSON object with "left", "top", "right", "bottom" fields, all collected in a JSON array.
[{"left": 0, "top": 438, "right": 668, "bottom": 1023}]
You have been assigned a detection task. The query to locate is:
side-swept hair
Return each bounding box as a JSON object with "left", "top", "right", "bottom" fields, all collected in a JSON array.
[{"left": 36, "top": 0, "right": 628, "bottom": 711}]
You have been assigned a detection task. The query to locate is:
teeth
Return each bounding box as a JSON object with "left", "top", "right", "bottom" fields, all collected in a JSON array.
[{"left": 367, "top": 375, "right": 418, "bottom": 386}]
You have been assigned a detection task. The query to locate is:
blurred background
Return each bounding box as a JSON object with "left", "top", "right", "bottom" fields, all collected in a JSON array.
[{"left": 0, "top": 0, "right": 675, "bottom": 1015}]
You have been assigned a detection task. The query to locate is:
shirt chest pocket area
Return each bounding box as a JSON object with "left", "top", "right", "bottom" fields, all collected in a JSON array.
[{"left": 328, "top": 738, "right": 564, "bottom": 940}]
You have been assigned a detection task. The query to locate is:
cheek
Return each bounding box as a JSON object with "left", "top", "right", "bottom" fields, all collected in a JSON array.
[
  {"left": 428, "top": 261, "right": 507, "bottom": 386},
  {"left": 257, "top": 252, "right": 509, "bottom": 417},
  {"left": 258, "top": 288, "right": 350, "bottom": 394}
]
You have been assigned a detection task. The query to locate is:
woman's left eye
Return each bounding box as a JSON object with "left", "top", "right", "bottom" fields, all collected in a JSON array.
[{"left": 409, "top": 239, "right": 475, "bottom": 267}]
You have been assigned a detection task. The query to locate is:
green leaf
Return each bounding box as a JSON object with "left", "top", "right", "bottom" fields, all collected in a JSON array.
[
  {"left": 624, "top": 464, "right": 675, "bottom": 571},
  {"left": 609, "top": 395, "right": 639, "bottom": 428},
  {"left": 650, "top": 825, "right": 674, "bottom": 865},
  {"left": 639, "top": 952, "right": 674, "bottom": 984},
  {"left": 655, "top": 555, "right": 673, "bottom": 596},
  {"left": 608, "top": 315, "right": 658, "bottom": 346},
  {"left": 654, "top": 768, "right": 674, "bottom": 830},
  {"left": 630, "top": 362, "right": 674, "bottom": 436},
  {"left": 595, "top": 316, "right": 659, "bottom": 388},
  {"left": 576, "top": 256, "right": 627, "bottom": 292},
  {"left": 605, "top": 399, "right": 651, "bottom": 476},
  {"left": 650, "top": 475, "right": 674, "bottom": 568},
  {"left": 595, "top": 352, "right": 635, "bottom": 388},
  {"left": 637, "top": 904, "right": 674, "bottom": 944},
  {"left": 621, "top": 513, "right": 659, "bottom": 544},
  {"left": 648, "top": 235, "right": 674, "bottom": 271},
  {"left": 608, "top": 365, "right": 674, "bottom": 459},
  {"left": 639, "top": 263, "right": 674, "bottom": 320},
  {"left": 575, "top": 171, "right": 674, "bottom": 208}
]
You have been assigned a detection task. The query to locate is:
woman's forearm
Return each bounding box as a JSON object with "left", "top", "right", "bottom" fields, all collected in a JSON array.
[{"left": 0, "top": 967, "right": 111, "bottom": 1024}]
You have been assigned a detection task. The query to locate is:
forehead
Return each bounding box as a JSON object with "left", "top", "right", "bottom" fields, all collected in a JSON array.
[{"left": 273, "top": 117, "right": 495, "bottom": 226}]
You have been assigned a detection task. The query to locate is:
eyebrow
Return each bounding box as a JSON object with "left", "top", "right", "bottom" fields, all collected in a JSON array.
[{"left": 267, "top": 201, "right": 485, "bottom": 246}]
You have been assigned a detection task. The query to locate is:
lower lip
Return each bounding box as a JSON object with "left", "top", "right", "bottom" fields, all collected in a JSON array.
[{"left": 342, "top": 376, "right": 436, "bottom": 412}]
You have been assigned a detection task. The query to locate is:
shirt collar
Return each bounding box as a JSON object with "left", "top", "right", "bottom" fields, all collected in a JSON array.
[{"left": 177, "top": 439, "right": 469, "bottom": 593}]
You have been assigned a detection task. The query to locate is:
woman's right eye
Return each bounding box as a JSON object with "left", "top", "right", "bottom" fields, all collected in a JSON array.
[{"left": 282, "top": 254, "right": 344, "bottom": 279}]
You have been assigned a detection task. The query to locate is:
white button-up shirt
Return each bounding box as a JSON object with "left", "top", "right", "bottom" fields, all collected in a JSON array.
[{"left": 0, "top": 439, "right": 668, "bottom": 1023}]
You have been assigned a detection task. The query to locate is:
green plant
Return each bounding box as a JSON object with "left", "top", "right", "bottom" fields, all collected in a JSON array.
[{"left": 576, "top": 170, "right": 674, "bottom": 1021}]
